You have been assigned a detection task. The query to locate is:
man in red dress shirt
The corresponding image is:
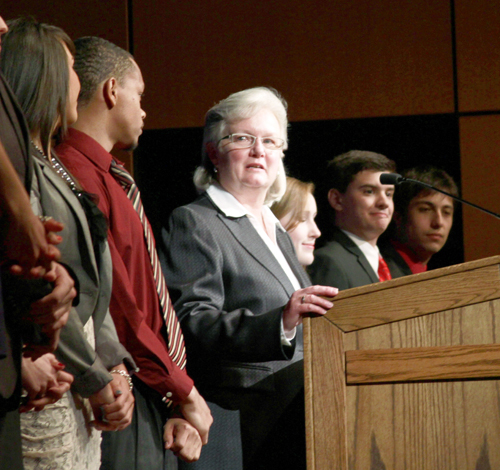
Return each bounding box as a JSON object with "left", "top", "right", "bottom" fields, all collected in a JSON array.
[
  {"left": 381, "top": 166, "right": 457, "bottom": 276},
  {"left": 56, "top": 37, "right": 212, "bottom": 469}
]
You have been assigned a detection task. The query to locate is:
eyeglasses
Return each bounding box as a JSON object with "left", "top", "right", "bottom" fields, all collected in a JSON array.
[{"left": 218, "top": 133, "right": 285, "bottom": 150}]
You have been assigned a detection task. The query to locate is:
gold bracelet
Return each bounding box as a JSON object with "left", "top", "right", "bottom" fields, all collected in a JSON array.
[{"left": 110, "top": 369, "right": 133, "bottom": 392}]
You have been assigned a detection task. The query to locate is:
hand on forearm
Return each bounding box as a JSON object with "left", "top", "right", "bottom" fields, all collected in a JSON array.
[{"left": 177, "top": 386, "right": 213, "bottom": 445}]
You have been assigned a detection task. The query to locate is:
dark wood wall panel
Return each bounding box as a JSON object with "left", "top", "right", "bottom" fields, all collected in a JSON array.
[
  {"left": 455, "top": 0, "right": 500, "bottom": 112},
  {"left": 2, "top": 0, "right": 129, "bottom": 50},
  {"left": 460, "top": 115, "right": 500, "bottom": 261},
  {"left": 2, "top": 1, "right": 132, "bottom": 169},
  {"left": 2, "top": 0, "right": 499, "bottom": 268},
  {"left": 133, "top": 0, "right": 455, "bottom": 130}
]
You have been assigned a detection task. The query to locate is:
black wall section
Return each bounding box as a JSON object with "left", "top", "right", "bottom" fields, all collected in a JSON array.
[
  {"left": 136, "top": 114, "right": 463, "bottom": 271},
  {"left": 134, "top": 127, "right": 203, "bottom": 237},
  {"left": 284, "top": 114, "right": 463, "bottom": 270}
]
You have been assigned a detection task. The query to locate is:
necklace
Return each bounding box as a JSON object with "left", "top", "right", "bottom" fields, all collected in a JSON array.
[{"left": 31, "top": 141, "right": 82, "bottom": 197}]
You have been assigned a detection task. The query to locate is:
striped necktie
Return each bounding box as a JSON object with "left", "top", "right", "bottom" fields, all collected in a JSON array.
[
  {"left": 110, "top": 159, "right": 187, "bottom": 370},
  {"left": 378, "top": 255, "right": 392, "bottom": 282}
]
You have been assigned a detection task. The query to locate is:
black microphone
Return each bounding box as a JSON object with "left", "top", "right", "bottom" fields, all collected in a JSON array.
[
  {"left": 380, "top": 173, "right": 406, "bottom": 185},
  {"left": 380, "top": 173, "right": 500, "bottom": 220}
]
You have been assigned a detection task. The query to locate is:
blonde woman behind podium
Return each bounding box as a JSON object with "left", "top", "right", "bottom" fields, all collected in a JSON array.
[{"left": 271, "top": 177, "right": 321, "bottom": 267}]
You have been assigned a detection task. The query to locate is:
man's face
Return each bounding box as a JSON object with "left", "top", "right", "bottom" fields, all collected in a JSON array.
[
  {"left": 114, "top": 61, "right": 146, "bottom": 150},
  {"left": 0, "top": 16, "right": 8, "bottom": 54},
  {"left": 400, "top": 191, "right": 454, "bottom": 262},
  {"left": 330, "top": 170, "right": 394, "bottom": 244}
]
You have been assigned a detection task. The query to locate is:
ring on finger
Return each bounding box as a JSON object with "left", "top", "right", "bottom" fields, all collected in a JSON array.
[{"left": 301, "top": 295, "right": 306, "bottom": 304}]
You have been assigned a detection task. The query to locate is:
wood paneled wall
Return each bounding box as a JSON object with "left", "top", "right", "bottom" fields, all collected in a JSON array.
[
  {"left": 455, "top": 0, "right": 500, "bottom": 261},
  {"left": 2, "top": 0, "right": 129, "bottom": 50},
  {"left": 2, "top": 0, "right": 499, "bottom": 262},
  {"left": 133, "top": 0, "right": 454, "bottom": 128}
]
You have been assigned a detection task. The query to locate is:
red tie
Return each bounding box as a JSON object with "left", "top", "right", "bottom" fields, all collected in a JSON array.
[
  {"left": 110, "top": 160, "right": 187, "bottom": 371},
  {"left": 378, "top": 255, "right": 392, "bottom": 282}
]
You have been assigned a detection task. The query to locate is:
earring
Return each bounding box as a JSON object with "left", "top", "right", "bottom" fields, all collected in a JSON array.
[{"left": 214, "top": 167, "right": 218, "bottom": 173}]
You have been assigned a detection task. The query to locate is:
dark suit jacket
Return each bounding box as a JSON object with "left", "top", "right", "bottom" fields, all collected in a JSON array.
[
  {"left": 0, "top": 71, "right": 31, "bottom": 190},
  {"left": 309, "top": 227, "right": 379, "bottom": 290},
  {"left": 160, "top": 191, "right": 310, "bottom": 467},
  {"left": 379, "top": 239, "right": 413, "bottom": 278},
  {"left": 0, "top": 72, "right": 31, "bottom": 410}
]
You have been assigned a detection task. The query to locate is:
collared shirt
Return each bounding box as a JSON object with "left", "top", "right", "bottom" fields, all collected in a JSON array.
[
  {"left": 207, "top": 184, "right": 300, "bottom": 342},
  {"left": 341, "top": 229, "right": 381, "bottom": 275},
  {"left": 56, "top": 128, "right": 193, "bottom": 403},
  {"left": 390, "top": 239, "right": 428, "bottom": 274},
  {"left": 207, "top": 184, "right": 301, "bottom": 291}
]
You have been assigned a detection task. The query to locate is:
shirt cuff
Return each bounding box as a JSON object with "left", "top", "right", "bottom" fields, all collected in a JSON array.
[{"left": 280, "top": 319, "right": 296, "bottom": 346}]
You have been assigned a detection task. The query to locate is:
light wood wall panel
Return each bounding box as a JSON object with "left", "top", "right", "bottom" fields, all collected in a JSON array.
[
  {"left": 133, "top": 0, "right": 455, "bottom": 129},
  {"left": 455, "top": 0, "right": 500, "bottom": 112},
  {"left": 460, "top": 115, "right": 500, "bottom": 261}
]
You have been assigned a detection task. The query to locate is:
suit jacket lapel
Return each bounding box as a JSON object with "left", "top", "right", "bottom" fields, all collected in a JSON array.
[
  {"left": 218, "top": 214, "right": 297, "bottom": 297},
  {"left": 36, "top": 157, "right": 99, "bottom": 284},
  {"left": 334, "top": 229, "right": 379, "bottom": 284}
]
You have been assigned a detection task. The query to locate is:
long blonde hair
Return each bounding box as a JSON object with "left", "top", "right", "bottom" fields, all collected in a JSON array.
[{"left": 271, "top": 177, "right": 315, "bottom": 231}]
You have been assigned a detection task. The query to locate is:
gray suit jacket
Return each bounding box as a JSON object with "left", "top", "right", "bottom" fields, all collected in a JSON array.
[
  {"left": 161, "top": 191, "right": 310, "bottom": 462},
  {"left": 31, "top": 153, "right": 133, "bottom": 396},
  {"left": 309, "top": 227, "right": 379, "bottom": 290}
]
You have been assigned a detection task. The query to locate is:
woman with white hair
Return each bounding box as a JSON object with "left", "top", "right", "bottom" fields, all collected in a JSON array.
[{"left": 160, "top": 87, "right": 337, "bottom": 469}]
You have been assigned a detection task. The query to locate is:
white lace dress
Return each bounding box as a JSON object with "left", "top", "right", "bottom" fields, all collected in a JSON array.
[{"left": 20, "top": 319, "right": 102, "bottom": 470}]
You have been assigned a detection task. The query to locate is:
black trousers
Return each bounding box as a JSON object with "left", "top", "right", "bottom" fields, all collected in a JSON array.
[
  {"left": 100, "top": 377, "right": 177, "bottom": 470},
  {"left": 0, "top": 289, "right": 23, "bottom": 470},
  {"left": 0, "top": 408, "right": 23, "bottom": 470}
]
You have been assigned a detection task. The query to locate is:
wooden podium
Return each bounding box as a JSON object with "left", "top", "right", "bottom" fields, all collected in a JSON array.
[{"left": 304, "top": 255, "right": 500, "bottom": 469}]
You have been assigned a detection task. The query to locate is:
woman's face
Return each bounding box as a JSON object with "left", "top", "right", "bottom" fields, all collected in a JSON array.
[
  {"left": 211, "top": 108, "right": 283, "bottom": 199},
  {"left": 63, "top": 43, "right": 80, "bottom": 127},
  {"left": 280, "top": 193, "right": 321, "bottom": 266}
]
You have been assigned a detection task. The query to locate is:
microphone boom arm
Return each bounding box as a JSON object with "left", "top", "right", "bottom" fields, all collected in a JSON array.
[
  {"left": 380, "top": 173, "right": 500, "bottom": 220},
  {"left": 404, "top": 178, "right": 500, "bottom": 220}
]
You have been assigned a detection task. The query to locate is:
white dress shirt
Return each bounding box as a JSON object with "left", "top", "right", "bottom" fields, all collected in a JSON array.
[{"left": 207, "top": 184, "right": 300, "bottom": 342}]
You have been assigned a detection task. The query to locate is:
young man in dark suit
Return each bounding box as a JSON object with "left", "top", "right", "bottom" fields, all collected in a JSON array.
[{"left": 309, "top": 150, "right": 396, "bottom": 290}]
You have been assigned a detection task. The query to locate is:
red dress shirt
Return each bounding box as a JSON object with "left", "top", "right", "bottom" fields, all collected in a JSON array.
[
  {"left": 391, "top": 239, "right": 428, "bottom": 275},
  {"left": 56, "top": 128, "right": 193, "bottom": 403}
]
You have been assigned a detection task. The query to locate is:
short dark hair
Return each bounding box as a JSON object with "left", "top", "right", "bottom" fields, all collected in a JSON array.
[
  {"left": 0, "top": 17, "right": 74, "bottom": 154},
  {"left": 74, "top": 36, "right": 134, "bottom": 107},
  {"left": 326, "top": 150, "right": 396, "bottom": 194},
  {"left": 394, "top": 166, "right": 459, "bottom": 217}
]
